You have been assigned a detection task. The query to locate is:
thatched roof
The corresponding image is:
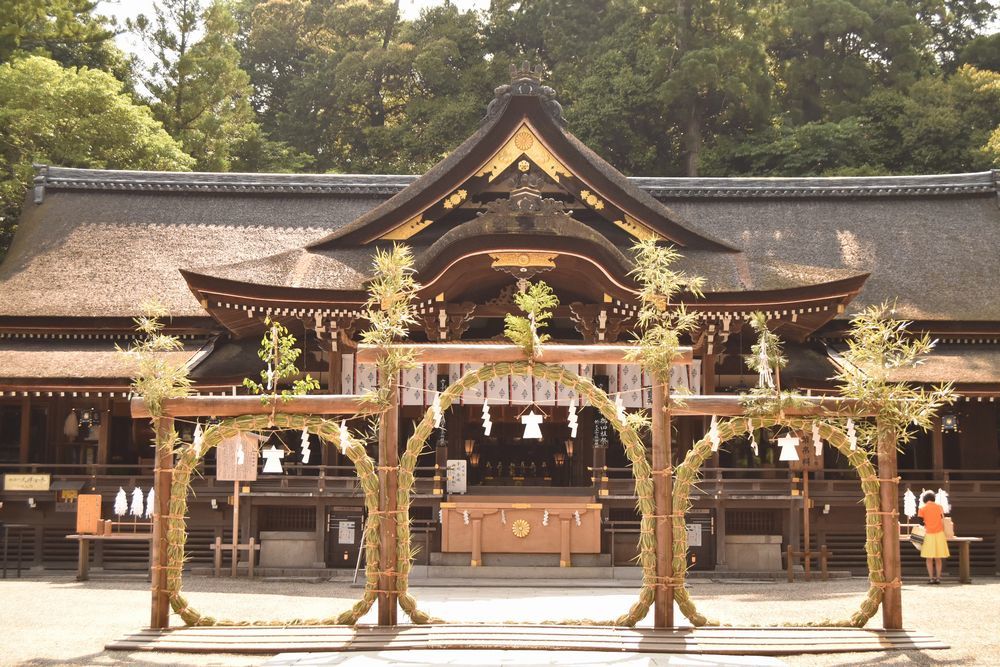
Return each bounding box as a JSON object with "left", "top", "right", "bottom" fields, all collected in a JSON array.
[
  {"left": 0, "top": 185, "right": 382, "bottom": 317},
  {"left": 884, "top": 345, "right": 1000, "bottom": 384},
  {"left": 0, "top": 338, "right": 205, "bottom": 380},
  {"left": 1, "top": 166, "right": 997, "bottom": 322}
]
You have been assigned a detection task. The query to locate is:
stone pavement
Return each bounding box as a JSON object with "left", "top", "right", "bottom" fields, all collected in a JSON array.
[{"left": 264, "top": 649, "right": 786, "bottom": 666}]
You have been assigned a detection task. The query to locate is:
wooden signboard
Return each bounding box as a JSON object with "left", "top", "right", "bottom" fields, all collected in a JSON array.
[
  {"left": 76, "top": 494, "right": 103, "bottom": 534},
  {"left": 4, "top": 473, "right": 51, "bottom": 491},
  {"left": 216, "top": 433, "right": 259, "bottom": 482},
  {"left": 789, "top": 436, "right": 823, "bottom": 472}
]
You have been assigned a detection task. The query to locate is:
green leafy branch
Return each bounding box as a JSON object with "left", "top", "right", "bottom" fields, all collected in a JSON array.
[
  {"left": 118, "top": 301, "right": 193, "bottom": 418},
  {"left": 243, "top": 317, "right": 320, "bottom": 402},
  {"left": 739, "top": 311, "right": 808, "bottom": 416},
  {"left": 359, "top": 244, "right": 421, "bottom": 409},
  {"left": 834, "top": 301, "right": 955, "bottom": 449},
  {"left": 504, "top": 280, "right": 559, "bottom": 358},
  {"left": 626, "top": 239, "right": 704, "bottom": 382}
]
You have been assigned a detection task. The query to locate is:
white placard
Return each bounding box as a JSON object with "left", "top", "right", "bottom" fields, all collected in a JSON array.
[
  {"left": 686, "top": 523, "right": 702, "bottom": 547},
  {"left": 446, "top": 459, "right": 467, "bottom": 494},
  {"left": 337, "top": 521, "right": 356, "bottom": 545}
]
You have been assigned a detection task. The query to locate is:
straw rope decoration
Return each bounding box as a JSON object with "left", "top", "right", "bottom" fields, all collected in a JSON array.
[
  {"left": 161, "top": 412, "right": 380, "bottom": 626},
  {"left": 672, "top": 416, "right": 884, "bottom": 628},
  {"left": 396, "top": 361, "right": 657, "bottom": 627}
]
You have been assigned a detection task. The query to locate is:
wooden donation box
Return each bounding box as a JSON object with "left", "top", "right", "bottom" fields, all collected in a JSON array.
[{"left": 440, "top": 496, "right": 601, "bottom": 567}]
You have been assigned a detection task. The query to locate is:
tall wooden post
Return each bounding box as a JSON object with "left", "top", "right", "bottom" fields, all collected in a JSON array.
[
  {"left": 652, "top": 382, "right": 674, "bottom": 628},
  {"left": 377, "top": 382, "right": 399, "bottom": 626},
  {"left": 231, "top": 480, "right": 240, "bottom": 577},
  {"left": 150, "top": 417, "right": 174, "bottom": 629},
  {"left": 18, "top": 397, "right": 31, "bottom": 465},
  {"left": 931, "top": 416, "right": 944, "bottom": 474},
  {"left": 877, "top": 419, "right": 902, "bottom": 629},
  {"left": 96, "top": 397, "right": 111, "bottom": 466}
]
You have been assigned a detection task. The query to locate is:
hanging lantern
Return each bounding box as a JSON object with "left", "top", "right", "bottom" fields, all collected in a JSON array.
[
  {"left": 903, "top": 488, "right": 917, "bottom": 519},
  {"left": 464, "top": 439, "right": 475, "bottom": 456},
  {"left": 299, "top": 427, "right": 311, "bottom": 464},
  {"left": 521, "top": 410, "right": 544, "bottom": 439},
  {"left": 481, "top": 400, "right": 492, "bottom": 436},
  {"left": 777, "top": 433, "right": 800, "bottom": 461},
  {"left": 941, "top": 414, "right": 958, "bottom": 432},
  {"left": 565, "top": 439, "right": 574, "bottom": 458},
  {"left": 63, "top": 410, "right": 80, "bottom": 440},
  {"left": 469, "top": 451, "right": 480, "bottom": 467},
  {"left": 554, "top": 451, "right": 565, "bottom": 466},
  {"left": 708, "top": 415, "right": 721, "bottom": 452},
  {"left": 567, "top": 398, "right": 579, "bottom": 438},
  {"left": 261, "top": 445, "right": 285, "bottom": 473}
]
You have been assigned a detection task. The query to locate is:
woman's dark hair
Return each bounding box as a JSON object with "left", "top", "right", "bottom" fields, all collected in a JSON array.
[{"left": 923, "top": 491, "right": 936, "bottom": 503}]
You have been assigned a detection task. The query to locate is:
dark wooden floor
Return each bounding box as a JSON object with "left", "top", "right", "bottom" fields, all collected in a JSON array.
[{"left": 107, "top": 624, "right": 948, "bottom": 655}]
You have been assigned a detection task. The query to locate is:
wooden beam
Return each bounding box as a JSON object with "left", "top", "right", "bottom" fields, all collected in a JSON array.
[
  {"left": 150, "top": 417, "right": 173, "bottom": 630},
  {"left": 377, "top": 387, "right": 399, "bottom": 626},
  {"left": 131, "top": 395, "right": 377, "bottom": 419},
  {"left": 877, "top": 418, "right": 903, "bottom": 630},
  {"left": 355, "top": 343, "right": 693, "bottom": 366},
  {"left": 667, "top": 395, "right": 873, "bottom": 417},
  {"left": 651, "top": 382, "right": 673, "bottom": 629},
  {"left": 96, "top": 397, "right": 111, "bottom": 466}
]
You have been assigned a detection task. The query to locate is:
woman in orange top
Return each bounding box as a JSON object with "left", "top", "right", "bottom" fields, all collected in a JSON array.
[{"left": 918, "top": 491, "right": 950, "bottom": 584}]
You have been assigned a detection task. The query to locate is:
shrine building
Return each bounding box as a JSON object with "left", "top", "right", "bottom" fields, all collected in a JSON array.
[{"left": 1, "top": 68, "right": 998, "bottom": 577}]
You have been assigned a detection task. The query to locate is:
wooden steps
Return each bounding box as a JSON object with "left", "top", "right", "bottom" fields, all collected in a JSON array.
[{"left": 107, "top": 623, "right": 948, "bottom": 656}]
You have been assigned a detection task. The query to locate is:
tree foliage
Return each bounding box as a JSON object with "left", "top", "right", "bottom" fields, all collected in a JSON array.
[
  {"left": 504, "top": 281, "right": 560, "bottom": 358},
  {"left": 0, "top": 55, "right": 193, "bottom": 254}
]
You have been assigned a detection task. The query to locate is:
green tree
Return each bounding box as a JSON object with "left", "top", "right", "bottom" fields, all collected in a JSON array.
[
  {"left": 131, "top": 0, "right": 303, "bottom": 171},
  {"left": 0, "top": 0, "right": 112, "bottom": 63},
  {"left": 769, "top": 0, "right": 933, "bottom": 123},
  {"left": 908, "top": 0, "right": 998, "bottom": 67},
  {"left": 0, "top": 56, "right": 193, "bottom": 255}
]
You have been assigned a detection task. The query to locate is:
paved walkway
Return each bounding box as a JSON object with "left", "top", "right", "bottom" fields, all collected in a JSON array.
[{"left": 1, "top": 574, "right": 998, "bottom": 665}]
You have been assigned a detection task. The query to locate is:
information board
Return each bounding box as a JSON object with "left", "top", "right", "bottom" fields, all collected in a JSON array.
[
  {"left": 76, "top": 494, "right": 102, "bottom": 534},
  {"left": 216, "top": 433, "right": 260, "bottom": 481}
]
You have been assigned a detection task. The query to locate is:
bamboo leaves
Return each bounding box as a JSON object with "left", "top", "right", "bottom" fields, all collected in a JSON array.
[
  {"left": 503, "top": 280, "right": 559, "bottom": 358},
  {"left": 242, "top": 317, "right": 320, "bottom": 402},
  {"left": 627, "top": 239, "right": 704, "bottom": 382}
]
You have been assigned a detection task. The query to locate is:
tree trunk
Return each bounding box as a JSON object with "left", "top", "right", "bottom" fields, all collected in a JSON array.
[{"left": 684, "top": 97, "right": 702, "bottom": 177}]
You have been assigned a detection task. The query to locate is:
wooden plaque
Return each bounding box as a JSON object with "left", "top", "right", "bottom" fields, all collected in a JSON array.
[
  {"left": 76, "top": 494, "right": 102, "bottom": 534},
  {"left": 789, "top": 437, "right": 823, "bottom": 472},
  {"left": 216, "top": 433, "right": 259, "bottom": 482}
]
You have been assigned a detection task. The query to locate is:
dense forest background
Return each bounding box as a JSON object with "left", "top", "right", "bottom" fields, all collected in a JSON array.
[{"left": 1, "top": 0, "right": 999, "bottom": 257}]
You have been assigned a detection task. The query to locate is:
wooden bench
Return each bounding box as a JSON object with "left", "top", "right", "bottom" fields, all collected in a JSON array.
[
  {"left": 786, "top": 544, "right": 832, "bottom": 582},
  {"left": 66, "top": 533, "right": 153, "bottom": 581},
  {"left": 900, "top": 534, "right": 983, "bottom": 583},
  {"left": 210, "top": 537, "right": 260, "bottom": 578}
]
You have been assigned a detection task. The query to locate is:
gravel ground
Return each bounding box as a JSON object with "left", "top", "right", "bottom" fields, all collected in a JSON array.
[{"left": 1, "top": 574, "right": 997, "bottom": 666}]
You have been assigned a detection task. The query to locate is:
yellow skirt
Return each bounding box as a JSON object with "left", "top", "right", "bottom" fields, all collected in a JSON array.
[{"left": 921, "top": 531, "right": 950, "bottom": 559}]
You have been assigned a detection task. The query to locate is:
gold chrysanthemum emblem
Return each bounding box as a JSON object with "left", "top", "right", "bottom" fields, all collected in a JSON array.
[
  {"left": 511, "top": 519, "right": 531, "bottom": 538},
  {"left": 514, "top": 129, "right": 534, "bottom": 151}
]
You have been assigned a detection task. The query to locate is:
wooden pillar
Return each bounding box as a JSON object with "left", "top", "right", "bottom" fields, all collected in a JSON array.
[
  {"left": 652, "top": 382, "right": 674, "bottom": 628},
  {"left": 96, "top": 397, "right": 111, "bottom": 466},
  {"left": 377, "top": 383, "right": 399, "bottom": 626},
  {"left": 559, "top": 517, "right": 572, "bottom": 567},
  {"left": 150, "top": 417, "right": 174, "bottom": 629},
  {"left": 877, "top": 419, "right": 902, "bottom": 629},
  {"left": 18, "top": 397, "right": 31, "bottom": 465},
  {"left": 471, "top": 517, "right": 483, "bottom": 567},
  {"left": 931, "top": 416, "right": 944, "bottom": 474},
  {"left": 327, "top": 338, "right": 342, "bottom": 394}
]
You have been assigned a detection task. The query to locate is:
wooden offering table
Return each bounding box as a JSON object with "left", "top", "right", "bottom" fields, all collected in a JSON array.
[
  {"left": 901, "top": 534, "right": 984, "bottom": 584},
  {"left": 67, "top": 533, "right": 153, "bottom": 581},
  {"left": 440, "top": 496, "right": 601, "bottom": 567}
]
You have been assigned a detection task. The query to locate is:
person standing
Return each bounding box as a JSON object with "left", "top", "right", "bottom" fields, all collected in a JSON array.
[{"left": 918, "top": 491, "right": 950, "bottom": 583}]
